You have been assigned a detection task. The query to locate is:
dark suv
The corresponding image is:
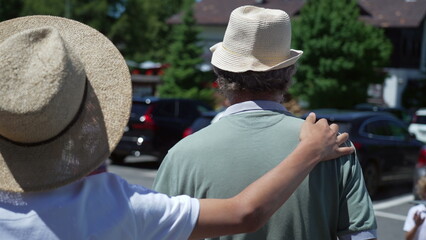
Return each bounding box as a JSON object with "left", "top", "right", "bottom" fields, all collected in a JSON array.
[
  {"left": 111, "top": 97, "right": 212, "bottom": 163},
  {"left": 304, "top": 110, "right": 424, "bottom": 196}
]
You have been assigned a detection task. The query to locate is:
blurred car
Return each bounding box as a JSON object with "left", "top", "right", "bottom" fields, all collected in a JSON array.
[
  {"left": 182, "top": 111, "right": 220, "bottom": 137},
  {"left": 409, "top": 108, "right": 426, "bottom": 143},
  {"left": 111, "top": 97, "right": 212, "bottom": 163},
  {"left": 304, "top": 110, "right": 424, "bottom": 196},
  {"left": 354, "top": 103, "right": 411, "bottom": 124}
]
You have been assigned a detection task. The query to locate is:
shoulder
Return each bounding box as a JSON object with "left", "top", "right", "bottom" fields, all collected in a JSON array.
[
  {"left": 83, "top": 172, "right": 156, "bottom": 197},
  {"left": 408, "top": 204, "right": 426, "bottom": 214}
]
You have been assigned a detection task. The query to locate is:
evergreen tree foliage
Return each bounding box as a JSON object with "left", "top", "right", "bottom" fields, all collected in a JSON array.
[
  {"left": 20, "top": 0, "right": 115, "bottom": 35},
  {"left": 158, "top": 0, "right": 214, "bottom": 106},
  {"left": 14, "top": 0, "right": 184, "bottom": 63},
  {"left": 291, "top": 0, "right": 392, "bottom": 109},
  {"left": 109, "top": 0, "right": 185, "bottom": 62}
]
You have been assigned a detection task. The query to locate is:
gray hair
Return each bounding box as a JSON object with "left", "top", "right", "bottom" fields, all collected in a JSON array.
[{"left": 213, "top": 65, "right": 296, "bottom": 101}]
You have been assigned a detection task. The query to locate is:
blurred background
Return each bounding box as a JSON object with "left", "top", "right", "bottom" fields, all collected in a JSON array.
[{"left": 1, "top": 1, "right": 426, "bottom": 239}]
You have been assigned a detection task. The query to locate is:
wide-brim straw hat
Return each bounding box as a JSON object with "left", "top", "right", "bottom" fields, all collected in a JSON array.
[
  {"left": 0, "top": 16, "right": 132, "bottom": 192},
  {"left": 211, "top": 5, "right": 303, "bottom": 72}
]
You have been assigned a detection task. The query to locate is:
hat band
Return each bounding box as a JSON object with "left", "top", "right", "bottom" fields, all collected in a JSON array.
[
  {"left": 0, "top": 79, "right": 88, "bottom": 147},
  {"left": 222, "top": 44, "right": 288, "bottom": 61}
]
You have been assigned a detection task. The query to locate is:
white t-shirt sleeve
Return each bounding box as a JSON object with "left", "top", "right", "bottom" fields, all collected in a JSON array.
[
  {"left": 404, "top": 206, "right": 417, "bottom": 232},
  {"left": 403, "top": 204, "right": 426, "bottom": 240},
  {"left": 125, "top": 183, "right": 200, "bottom": 240}
]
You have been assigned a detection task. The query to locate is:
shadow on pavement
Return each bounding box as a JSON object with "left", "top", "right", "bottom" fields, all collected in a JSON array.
[
  {"left": 371, "top": 182, "right": 413, "bottom": 201},
  {"left": 112, "top": 161, "right": 161, "bottom": 169},
  {"left": 109, "top": 155, "right": 162, "bottom": 170}
]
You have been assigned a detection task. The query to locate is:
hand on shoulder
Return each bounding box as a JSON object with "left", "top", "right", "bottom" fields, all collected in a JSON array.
[{"left": 299, "top": 112, "right": 354, "bottom": 162}]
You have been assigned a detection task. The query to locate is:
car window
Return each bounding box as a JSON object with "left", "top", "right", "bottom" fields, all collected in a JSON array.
[
  {"left": 131, "top": 103, "right": 150, "bottom": 114},
  {"left": 364, "top": 120, "right": 390, "bottom": 136},
  {"left": 152, "top": 101, "right": 177, "bottom": 117},
  {"left": 387, "top": 121, "right": 409, "bottom": 139},
  {"left": 130, "top": 103, "right": 150, "bottom": 119},
  {"left": 178, "top": 102, "right": 198, "bottom": 119},
  {"left": 177, "top": 101, "right": 212, "bottom": 119},
  {"left": 363, "top": 119, "right": 409, "bottom": 140}
]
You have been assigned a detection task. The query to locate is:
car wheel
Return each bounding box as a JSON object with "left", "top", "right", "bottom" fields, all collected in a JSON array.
[
  {"left": 110, "top": 153, "right": 126, "bottom": 164},
  {"left": 363, "top": 163, "right": 380, "bottom": 196}
]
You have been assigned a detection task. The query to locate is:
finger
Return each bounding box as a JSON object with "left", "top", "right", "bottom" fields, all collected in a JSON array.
[
  {"left": 322, "top": 146, "right": 354, "bottom": 161},
  {"left": 332, "top": 146, "right": 355, "bottom": 159},
  {"left": 336, "top": 132, "right": 349, "bottom": 145},
  {"left": 329, "top": 123, "right": 339, "bottom": 133},
  {"left": 305, "top": 112, "right": 316, "bottom": 124},
  {"left": 316, "top": 118, "right": 328, "bottom": 126}
]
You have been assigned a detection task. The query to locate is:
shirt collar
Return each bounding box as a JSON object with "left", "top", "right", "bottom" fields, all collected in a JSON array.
[{"left": 219, "top": 100, "right": 291, "bottom": 120}]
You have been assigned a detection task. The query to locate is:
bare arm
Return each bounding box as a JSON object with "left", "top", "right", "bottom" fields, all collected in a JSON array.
[
  {"left": 405, "top": 211, "right": 425, "bottom": 240},
  {"left": 189, "top": 113, "right": 355, "bottom": 239}
]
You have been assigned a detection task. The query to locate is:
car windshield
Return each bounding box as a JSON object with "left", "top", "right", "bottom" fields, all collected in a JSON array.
[{"left": 130, "top": 103, "right": 150, "bottom": 117}]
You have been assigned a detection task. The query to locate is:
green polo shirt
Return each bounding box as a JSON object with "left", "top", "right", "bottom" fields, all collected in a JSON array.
[{"left": 153, "top": 110, "right": 376, "bottom": 240}]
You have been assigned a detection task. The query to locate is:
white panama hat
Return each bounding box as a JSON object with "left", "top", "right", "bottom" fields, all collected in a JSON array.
[{"left": 211, "top": 5, "right": 303, "bottom": 72}]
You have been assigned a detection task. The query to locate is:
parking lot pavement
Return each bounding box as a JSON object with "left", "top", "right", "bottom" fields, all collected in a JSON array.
[
  {"left": 374, "top": 194, "right": 414, "bottom": 240},
  {"left": 107, "top": 156, "right": 159, "bottom": 188}
]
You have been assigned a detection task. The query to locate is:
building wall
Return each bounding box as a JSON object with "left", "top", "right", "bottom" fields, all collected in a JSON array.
[
  {"left": 421, "top": 19, "right": 426, "bottom": 72},
  {"left": 383, "top": 68, "right": 426, "bottom": 108},
  {"left": 383, "top": 18, "right": 426, "bottom": 108}
]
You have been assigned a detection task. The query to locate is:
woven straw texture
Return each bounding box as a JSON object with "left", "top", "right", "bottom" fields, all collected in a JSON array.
[
  {"left": 211, "top": 5, "right": 303, "bottom": 72},
  {"left": 0, "top": 16, "right": 132, "bottom": 192}
]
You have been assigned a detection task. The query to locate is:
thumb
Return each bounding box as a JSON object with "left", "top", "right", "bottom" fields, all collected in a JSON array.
[{"left": 305, "top": 112, "right": 316, "bottom": 124}]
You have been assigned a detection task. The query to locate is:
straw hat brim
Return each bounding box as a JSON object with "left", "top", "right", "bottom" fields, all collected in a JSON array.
[
  {"left": 0, "top": 16, "right": 132, "bottom": 192},
  {"left": 210, "top": 42, "right": 303, "bottom": 72}
]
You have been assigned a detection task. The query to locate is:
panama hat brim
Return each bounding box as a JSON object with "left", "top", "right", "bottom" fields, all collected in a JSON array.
[
  {"left": 210, "top": 42, "right": 303, "bottom": 73},
  {"left": 0, "top": 16, "right": 132, "bottom": 192}
]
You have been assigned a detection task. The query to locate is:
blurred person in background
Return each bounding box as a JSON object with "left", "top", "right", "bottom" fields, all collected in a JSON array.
[{"left": 404, "top": 177, "right": 426, "bottom": 240}]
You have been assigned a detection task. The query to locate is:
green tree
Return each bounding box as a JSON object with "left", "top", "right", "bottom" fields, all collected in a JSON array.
[
  {"left": 158, "top": 0, "right": 214, "bottom": 105},
  {"left": 8, "top": 0, "right": 185, "bottom": 63},
  {"left": 20, "top": 0, "right": 115, "bottom": 35},
  {"left": 109, "top": 0, "right": 185, "bottom": 62},
  {"left": 291, "top": 0, "right": 392, "bottom": 109}
]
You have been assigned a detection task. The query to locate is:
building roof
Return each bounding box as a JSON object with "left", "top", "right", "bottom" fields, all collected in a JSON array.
[
  {"left": 168, "top": 0, "right": 426, "bottom": 28},
  {"left": 359, "top": 0, "right": 426, "bottom": 27},
  {"left": 168, "top": 0, "right": 304, "bottom": 25}
]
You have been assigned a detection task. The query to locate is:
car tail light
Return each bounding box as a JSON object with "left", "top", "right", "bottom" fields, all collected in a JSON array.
[
  {"left": 412, "top": 114, "right": 418, "bottom": 123},
  {"left": 353, "top": 142, "right": 362, "bottom": 150},
  {"left": 417, "top": 147, "right": 426, "bottom": 168},
  {"left": 131, "top": 107, "right": 157, "bottom": 130},
  {"left": 182, "top": 128, "right": 193, "bottom": 138}
]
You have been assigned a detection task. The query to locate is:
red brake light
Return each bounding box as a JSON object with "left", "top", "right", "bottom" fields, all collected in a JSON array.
[
  {"left": 412, "top": 115, "right": 418, "bottom": 123},
  {"left": 417, "top": 148, "right": 426, "bottom": 168},
  {"left": 353, "top": 142, "right": 362, "bottom": 150},
  {"left": 182, "top": 128, "right": 193, "bottom": 138},
  {"left": 131, "top": 106, "right": 157, "bottom": 130}
]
